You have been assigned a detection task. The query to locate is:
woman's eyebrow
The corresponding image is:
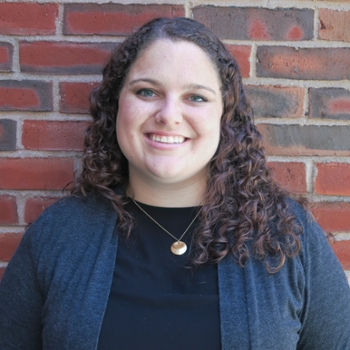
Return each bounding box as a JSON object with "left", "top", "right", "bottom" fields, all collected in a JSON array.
[
  {"left": 129, "top": 78, "right": 162, "bottom": 86},
  {"left": 129, "top": 79, "right": 216, "bottom": 95}
]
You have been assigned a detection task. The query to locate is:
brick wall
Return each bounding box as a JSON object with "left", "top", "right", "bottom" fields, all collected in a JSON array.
[{"left": 0, "top": 0, "right": 349, "bottom": 280}]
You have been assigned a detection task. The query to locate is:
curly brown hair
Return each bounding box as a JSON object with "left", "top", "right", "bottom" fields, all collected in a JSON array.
[{"left": 73, "top": 17, "right": 302, "bottom": 272}]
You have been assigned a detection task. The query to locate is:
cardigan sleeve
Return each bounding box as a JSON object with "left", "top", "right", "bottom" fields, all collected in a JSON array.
[
  {"left": 297, "top": 209, "right": 350, "bottom": 349},
  {"left": 0, "top": 225, "right": 44, "bottom": 350},
  {"left": 0, "top": 194, "right": 118, "bottom": 350}
]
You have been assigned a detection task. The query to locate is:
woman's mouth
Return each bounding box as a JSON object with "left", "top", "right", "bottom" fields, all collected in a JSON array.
[{"left": 148, "top": 134, "right": 186, "bottom": 144}]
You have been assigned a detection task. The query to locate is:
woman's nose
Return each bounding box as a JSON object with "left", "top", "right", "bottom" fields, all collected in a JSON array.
[{"left": 155, "top": 97, "right": 183, "bottom": 125}]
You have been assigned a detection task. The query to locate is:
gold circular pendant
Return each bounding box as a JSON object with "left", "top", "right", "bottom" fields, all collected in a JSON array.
[{"left": 170, "top": 241, "right": 187, "bottom": 255}]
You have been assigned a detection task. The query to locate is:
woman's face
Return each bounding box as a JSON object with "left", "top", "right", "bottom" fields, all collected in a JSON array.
[{"left": 117, "top": 39, "right": 223, "bottom": 191}]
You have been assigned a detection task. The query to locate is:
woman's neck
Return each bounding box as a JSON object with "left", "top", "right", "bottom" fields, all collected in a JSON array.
[{"left": 128, "top": 177, "right": 206, "bottom": 208}]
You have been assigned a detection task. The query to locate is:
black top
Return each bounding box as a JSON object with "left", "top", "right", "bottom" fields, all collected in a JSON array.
[{"left": 97, "top": 200, "right": 221, "bottom": 350}]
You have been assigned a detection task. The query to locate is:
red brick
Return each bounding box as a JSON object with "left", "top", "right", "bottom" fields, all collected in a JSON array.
[
  {"left": 319, "top": 9, "right": 350, "bottom": 42},
  {"left": 315, "top": 163, "right": 350, "bottom": 196},
  {"left": 246, "top": 85, "right": 304, "bottom": 118},
  {"left": 0, "top": 119, "right": 16, "bottom": 151},
  {"left": 0, "top": 3, "right": 58, "bottom": 35},
  {"left": 20, "top": 42, "right": 115, "bottom": 74},
  {"left": 226, "top": 45, "right": 251, "bottom": 78},
  {"left": 24, "top": 197, "right": 59, "bottom": 224},
  {"left": 332, "top": 241, "right": 350, "bottom": 270},
  {"left": 64, "top": 4, "right": 184, "bottom": 35},
  {"left": 312, "top": 202, "right": 350, "bottom": 232},
  {"left": 193, "top": 7, "right": 313, "bottom": 41},
  {"left": 309, "top": 88, "right": 350, "bottom": 120},
  {"left": 60, "top": 82, "right": 99, "bottom": 114},
  {"left": 257, "top": 46, "right": 350, "bottom": 80},
  {"left": 0, "top": 233, "right": 23, "bottom": 261},
  {"left": 267, "top": 162, "right": 306, "bottom": 193},
  {"left": 0, "top": 42, "right": 13, "bottom": 71},
  {"left": 0, "top": 158, "right": 74, "bottom": 190},
  {"left": 22, "top": 120, "right": 89, "bottom": 151},
  {"left": 0, "top": 80, "right": 52, "bottom": 111},
  {"left": 0, "top": 195, "right": 18, "bottom": 224},
  {"left": 259, "top": 125, "right": 350, "bottom": 157}
]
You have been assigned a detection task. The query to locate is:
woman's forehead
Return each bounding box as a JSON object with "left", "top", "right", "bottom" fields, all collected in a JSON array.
[{"left": 125, "top": 39, "right": 221, "bottom": 87}]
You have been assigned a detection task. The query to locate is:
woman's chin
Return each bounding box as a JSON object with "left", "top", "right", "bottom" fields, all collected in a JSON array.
[{"left": 145, "top": 166, "right": 208, "bottom": 188}]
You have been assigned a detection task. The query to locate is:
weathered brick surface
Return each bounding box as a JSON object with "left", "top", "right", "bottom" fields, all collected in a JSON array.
[
  {"left": 246, "top": 85, "right": 304, "bottom": 118},
  {"left": 332, "top": 240, "right": 350, "bottom": 270},
  {"left": 315, "top": 163, "right": 350, "bottom": 196},
  {"left": 0, "top": 119, "right": 16, "bottom": 151},
  {"left": 319, "top": 9, "right": 350, "bottom": 42},
  {"left": 0, "top": 80, "right": 52, "bottom": 111},
  {"left": 0, "top": 195, "right": 18, "bottom": 224},
  {"left": 0, "top": 158, "right": 74, "bottom": 190},
  {"left": 60, "top": 82, "right": 99, "bottom": 114},
  {"left": 257, "top": 47, "right": 350, "bottom": 80},
  {"left": 312, "top": 202, "right": 350, "bottom": 232},
  {"left": 193, "top": 7, "right": 313, "bottom": 41},
  {"left": 22, "top": 120, "right": 89, "bottom": 151},
  {"left": 259, "top": 125, "right": 350, "bottom": 156},
  {"left": 64, "top": 4, "right": 184, "bottom": 35},
  {"left": 24, "top": 197, "right": 59, "bottom": 224},
  {"left": 0, "top": 42, "right": 13, "bottom": 71},
  {"left": 268, "top": 162, "right": 306, "bottom": 193},
  {"left": 0, "top": 233, "right": 23, "bottom": 261},
  {"left": 0, "top": 3, "right": 58, "bottom": 35},
  {"left": 20, "top": 42, "right": 115, "bottom": 74},
  {"left": 226, "top": 45, "right": 251, "bottom": 78},
  {"left": 309, "top": 88, "right": 350, "bottom": 120}
]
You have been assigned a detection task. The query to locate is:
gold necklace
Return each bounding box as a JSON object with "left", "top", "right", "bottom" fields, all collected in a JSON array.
[{"left": 132, "top": 199, "right": 202, "bottom": 256}]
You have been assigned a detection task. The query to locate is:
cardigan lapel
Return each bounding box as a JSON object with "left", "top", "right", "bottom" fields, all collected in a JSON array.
[{"left": 218, "top": 256, "right": 251, "bottom": 350}]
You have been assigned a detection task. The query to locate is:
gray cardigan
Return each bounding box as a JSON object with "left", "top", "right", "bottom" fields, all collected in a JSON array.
[{"left": 0, "top": 194, "right": 350, "bottom": 349}]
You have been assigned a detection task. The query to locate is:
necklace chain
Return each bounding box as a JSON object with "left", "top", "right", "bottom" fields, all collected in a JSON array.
[{"left": 132, "top": 199, "right": 202, "bottom": 242}]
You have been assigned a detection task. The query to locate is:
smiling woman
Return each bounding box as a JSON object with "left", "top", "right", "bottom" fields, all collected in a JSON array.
[
  {"left": 117, "top": 39, "right": 223, "bottom": 205},
  {"left": 1, "top": 17, "right": 350, "bottom": 350}
]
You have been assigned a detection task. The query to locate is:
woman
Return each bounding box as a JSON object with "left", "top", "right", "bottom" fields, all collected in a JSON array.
[{"left": 0, "top": 17, "right": 349, "bottom": 350}]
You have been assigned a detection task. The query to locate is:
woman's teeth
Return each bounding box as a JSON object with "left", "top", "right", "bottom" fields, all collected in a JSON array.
[{"left": 149, "top": 134, "right": 185, "bottom": 144}]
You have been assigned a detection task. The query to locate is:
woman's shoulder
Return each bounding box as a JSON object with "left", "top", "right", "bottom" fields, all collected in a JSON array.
[
  {"left": 4, "top": 192, "right": 119, "bottom": 304},
  {"left": 284, "top": 197, "right": 343, "bottom": 273},
  {"left": 35, "top": 192, "right": 114, "bottom": 225},
  {"left": 285, "top": 197, "right": 310, "bottom": 223},
  {"left": 24, "top": 192, "right": 118, "bottom": 252},
  {"left": 284, "top": 197, "right": 320, "bottom": 242}
]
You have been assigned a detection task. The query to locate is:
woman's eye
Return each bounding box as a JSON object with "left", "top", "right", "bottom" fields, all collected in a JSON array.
[
  {"left": 189, "top": 95, "right": 207, "bottom": 102},
  {"left": 137, "top": 89, "right": 156, "bottom": 97}
]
